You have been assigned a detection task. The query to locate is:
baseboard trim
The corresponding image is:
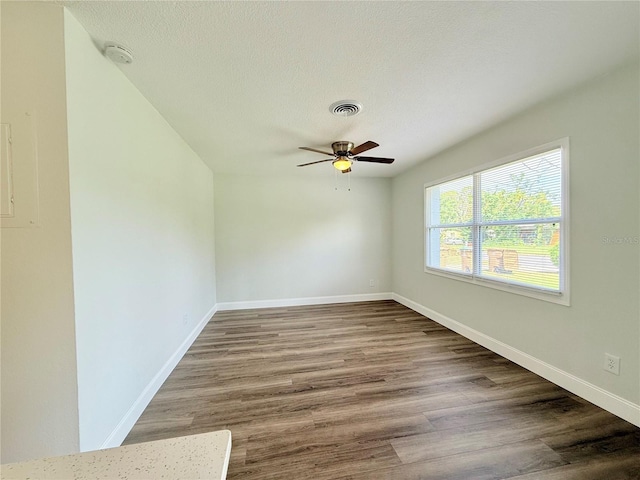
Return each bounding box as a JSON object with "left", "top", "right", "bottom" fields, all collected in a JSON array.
[
  {"left": 99, "top": 293, "right": 639, "bottom": 448},
  {"left": 217, "top": 292, "right": 393, "bottom": 311},
  {"left": 99, "top": 304, "right": 218, "bottom": 449},
  {"left": 392, "top": 293, "right": 640, "bottom": 428}
]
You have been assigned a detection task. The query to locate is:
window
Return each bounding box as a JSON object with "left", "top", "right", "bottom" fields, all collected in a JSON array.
[{"left": 425, "top": 139, "right": 568, "bottom": 303}]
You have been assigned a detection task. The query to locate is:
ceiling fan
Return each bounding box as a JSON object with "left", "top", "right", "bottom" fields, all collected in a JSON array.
[{"left": 297, "top": 141, "right": 395, "bottom": 173}]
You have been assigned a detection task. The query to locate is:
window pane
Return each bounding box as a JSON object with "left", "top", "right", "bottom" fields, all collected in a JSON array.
[
  {"left": 427, "top": 176, "right": 473, "bottom": 226},
  {"left": 479, "top": 223, "right": 560, "bottom": 291},
  {"left": 427, "top": 227, "right": 473, "bottom": 274},
  {"left": 480, "top": 149, "right": 561, "bottom": 222}
]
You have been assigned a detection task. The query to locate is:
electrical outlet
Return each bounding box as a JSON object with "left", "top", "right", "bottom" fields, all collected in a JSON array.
[
  {"left": 369, "top": 279, "right": 375, "bottom": 287},
  {"left": 604, "top": 353, "right": 620, "bottom": 375}
]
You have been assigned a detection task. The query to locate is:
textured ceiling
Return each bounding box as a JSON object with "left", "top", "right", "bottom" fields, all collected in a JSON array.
[{"left": 61, "top": 1, "right": 639, "bottom": 178}]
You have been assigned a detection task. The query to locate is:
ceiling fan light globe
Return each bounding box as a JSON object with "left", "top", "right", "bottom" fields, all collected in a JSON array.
[{"left": 333, "top": 158, "right": 352, "bottom": 172}]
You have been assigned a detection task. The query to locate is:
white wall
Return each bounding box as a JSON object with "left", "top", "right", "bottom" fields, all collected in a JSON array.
[
  {"left": 0, "top": 2, "right": 80, "bottom": 463},
  {"left": 63, "top": 11, "right": 216, "bottom": 451},
  {"left": 215, "top": 174, "right": 391, "bottom": 304},
  {"left": 392, "top": 63, "right": 640, "bottom": 412}
]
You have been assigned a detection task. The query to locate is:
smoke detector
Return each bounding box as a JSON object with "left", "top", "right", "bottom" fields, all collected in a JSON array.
[
  {"left": 104, "top": 42, "right": 133, "bottom": 64},
  {"left": 330, "top": 100, "right": 362, "bottom": 117}
]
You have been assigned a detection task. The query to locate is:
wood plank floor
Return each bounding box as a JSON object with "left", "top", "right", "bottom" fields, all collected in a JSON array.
[{"left": 124, "top": 300, "right": 640, "bottom": 479}]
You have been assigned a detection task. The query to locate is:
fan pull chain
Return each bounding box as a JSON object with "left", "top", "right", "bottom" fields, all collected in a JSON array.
[
  {"left": 334, "top": 168, "right": 338, "bottom": 191},
  {"left": 348, "top": 171, "right": 351, "bottom": 191}
]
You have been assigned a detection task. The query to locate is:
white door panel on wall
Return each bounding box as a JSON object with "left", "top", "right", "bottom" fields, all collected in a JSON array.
[
  {"left": 0, "top": 123, "right": 15, "bottom": 217},
  {"left": 0, "top": 112, "right": 39, "bottom": 228}
]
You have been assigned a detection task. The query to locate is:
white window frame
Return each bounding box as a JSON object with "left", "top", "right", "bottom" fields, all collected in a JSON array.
[{"left": 424, "top": 138, "right": 570, "bottom": 306}]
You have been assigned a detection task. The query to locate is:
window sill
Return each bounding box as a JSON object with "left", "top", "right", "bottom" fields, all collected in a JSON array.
[{"left": 424, "top": 266, "right": 570, "bottom": 306}]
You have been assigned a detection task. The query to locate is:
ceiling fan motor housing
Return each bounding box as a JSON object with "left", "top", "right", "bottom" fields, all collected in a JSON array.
[{"left": 332, "top": 141, "right": 354, "bottom": 156}]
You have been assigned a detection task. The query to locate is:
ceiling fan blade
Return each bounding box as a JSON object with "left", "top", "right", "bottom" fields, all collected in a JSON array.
[
  {"left": 299, "top": 146, "right": 334, "bottom": 156},
  {"left": 354, "top": 156, "right": 395, "bottom": 164},
  {"left": 350, "top": 141, "right": 379, "bottom": 156},
  {"left": 297, "top": 158, "right": 334, "bottom": 167}
]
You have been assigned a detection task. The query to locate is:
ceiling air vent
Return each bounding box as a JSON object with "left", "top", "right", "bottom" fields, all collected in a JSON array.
[{"left": 330, "top": 100, "right": 362, "bottom": 117}]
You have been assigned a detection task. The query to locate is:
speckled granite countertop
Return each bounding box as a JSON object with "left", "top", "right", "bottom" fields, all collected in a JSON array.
[{"left": 1, "top": 430, "right": 232, "bottom": 479}]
